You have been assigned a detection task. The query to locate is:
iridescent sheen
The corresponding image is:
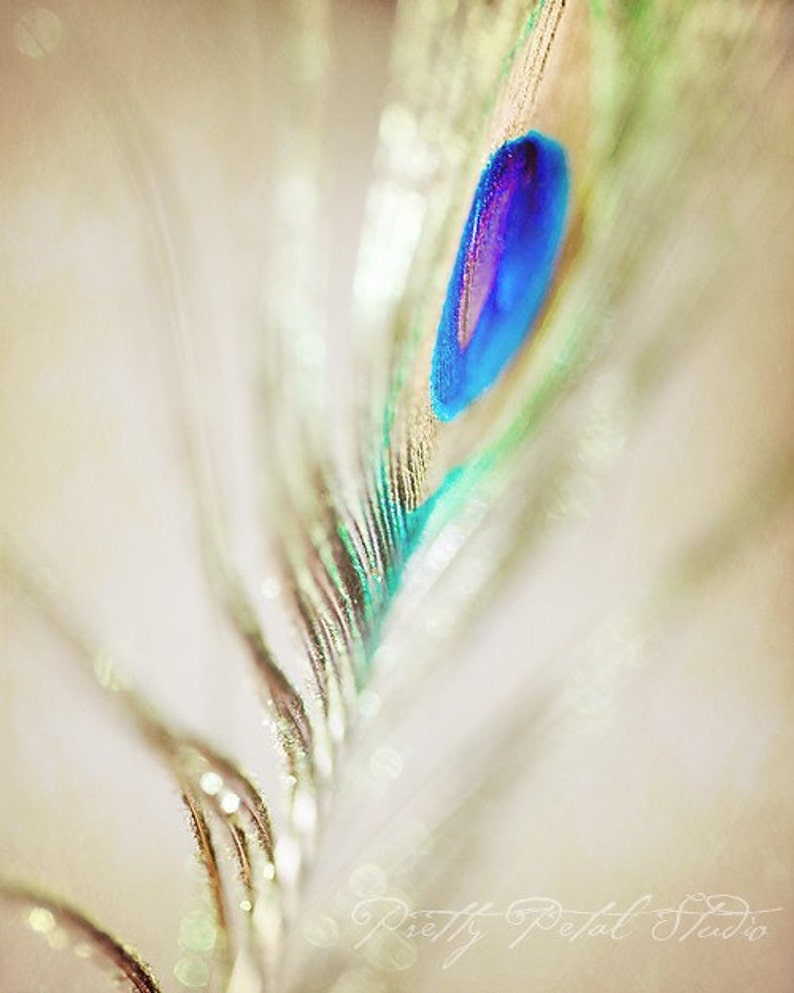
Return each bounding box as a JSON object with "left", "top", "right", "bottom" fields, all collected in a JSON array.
[{"left": 430, "top": 131, "right": 570, "bottom": 421}]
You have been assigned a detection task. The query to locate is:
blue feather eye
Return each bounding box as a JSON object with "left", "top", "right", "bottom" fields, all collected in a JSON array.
[{"left": 430, "top": 131, "right": 570, "bottom": 421}]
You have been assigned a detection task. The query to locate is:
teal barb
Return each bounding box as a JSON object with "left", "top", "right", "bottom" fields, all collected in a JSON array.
[
  {"left": 430, "top": 131, "right": 570, "bottom": 421},
  {"left": 361, "top": 133, "right": 571, "bottom": 610}
]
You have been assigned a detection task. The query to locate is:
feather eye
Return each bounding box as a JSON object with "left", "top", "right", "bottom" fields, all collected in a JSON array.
[{"left": 430, "top": 131, "right": 570, "bottom": 422}]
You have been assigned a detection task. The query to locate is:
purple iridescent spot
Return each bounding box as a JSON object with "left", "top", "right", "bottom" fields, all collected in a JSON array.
[{"left": 430, "top": 131, "right": 570, "bottom": 421}]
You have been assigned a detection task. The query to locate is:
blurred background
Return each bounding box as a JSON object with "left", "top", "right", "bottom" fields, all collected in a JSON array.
[{"left": 1, "top": 2, "right": 793, "bottom": 992}]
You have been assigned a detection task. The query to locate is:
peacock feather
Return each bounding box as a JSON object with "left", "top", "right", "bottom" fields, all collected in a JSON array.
[{"left": 1, "top": 1, "right": 793, "bottom": 991}]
